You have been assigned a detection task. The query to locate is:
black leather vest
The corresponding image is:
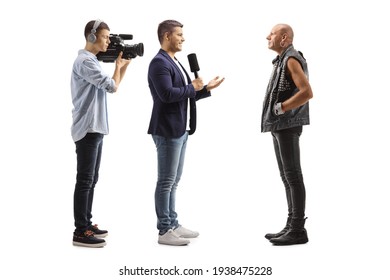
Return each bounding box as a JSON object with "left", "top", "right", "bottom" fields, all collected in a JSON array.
[{"left": 261, "top": 45, "right": 310, "bottom": 132}]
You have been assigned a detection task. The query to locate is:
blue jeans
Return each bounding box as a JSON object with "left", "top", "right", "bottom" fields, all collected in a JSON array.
[
  {"left": 271, "top": 126, "right": 306, "bottom": 220},
  {"left": 152, "top": 132, "right": 188, "bottom": 235},
  {"left": 73, "top": 133, "right": 104, "bottom": 234}
]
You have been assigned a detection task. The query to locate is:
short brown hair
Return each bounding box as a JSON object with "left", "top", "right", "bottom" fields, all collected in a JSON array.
[{"left": 157, "top": 20, "right": 183, "bottom": 44}]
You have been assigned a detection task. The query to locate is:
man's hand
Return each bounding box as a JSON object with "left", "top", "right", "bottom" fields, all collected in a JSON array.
[
  {"left": 112, "top": 51, "right": 131, "bottom": 91},
  {"left": 192, "top": 77, "right": 204, "bottom": 91},
  {"left": 115, "top": 51, "right": 131, "bottom": 68},
  {"left": 206, "top": 76, "right": 225, "bottom": 91}
]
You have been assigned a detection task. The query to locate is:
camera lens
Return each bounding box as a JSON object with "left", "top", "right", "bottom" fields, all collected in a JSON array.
[{"left": 134, "top": 43, "right": 144, "bottom": 57}]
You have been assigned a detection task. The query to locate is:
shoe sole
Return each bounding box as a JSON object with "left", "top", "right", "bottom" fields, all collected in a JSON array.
[
  {"left": 177, "top": 234, "right": 199, "bottom": 238},
  {"left": 270, "top": 239, "right": 309, "bottom": 246},
  {"left": 73, "top": 241, "right": 106, "bottom": 248},
  {"left": 94, "top": 233, "right": 108, "bottom": 238},
  {"left": 158, "top": 240, "right": 190, "bottom": 246}
]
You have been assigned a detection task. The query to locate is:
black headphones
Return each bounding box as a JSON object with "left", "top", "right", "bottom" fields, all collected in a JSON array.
[{"left": 87, "top": 19, "right": 102, "bottom": 43}]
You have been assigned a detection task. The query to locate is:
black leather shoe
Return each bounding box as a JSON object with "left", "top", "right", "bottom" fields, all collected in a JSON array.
[
  {"left": 269, "top": 229, "right": 308, "bottom": 245},
  {"left": 265, "top": 217, "right": 291, "bottom": 240},
  {"left": 265, "top": 226, "right": 289, "bottom": 240}
]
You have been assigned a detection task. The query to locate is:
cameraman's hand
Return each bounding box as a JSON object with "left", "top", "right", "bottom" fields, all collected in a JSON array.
[
  {"left": 206, "top": 76, "right": 225, "bottom": 91},
  {"left": 192, "top": 77, "right": 204, "bottom": 91},
  {"left": 112, "top": 52, "right": 131, "bottom": 91},
  {"left": 116, "top": 51, "right": 131, "bottom": 68}
]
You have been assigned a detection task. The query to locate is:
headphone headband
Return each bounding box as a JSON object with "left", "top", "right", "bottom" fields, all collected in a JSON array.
[
  {"left": 91, "top": 19, "right": 102, "bottom": 34},
  {"left": 87, "top": 19, "right": 103, "bottom": 43}
]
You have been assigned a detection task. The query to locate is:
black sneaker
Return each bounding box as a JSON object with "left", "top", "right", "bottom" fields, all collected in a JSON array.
[
  {"left": 88, "top": 224, "right": 108, "bottom": 238},
  {"left": 73, "top": 230, "right": 106, "bottom": 248}
]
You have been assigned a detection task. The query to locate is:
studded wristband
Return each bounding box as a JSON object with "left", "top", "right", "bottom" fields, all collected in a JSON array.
[{"left": 274, "top": 102, "right": 285, "bottom": 115}]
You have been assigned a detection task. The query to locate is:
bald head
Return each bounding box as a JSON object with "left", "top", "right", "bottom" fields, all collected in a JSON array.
[
  {"left": 267, "top": 23, "right": 295, "bottom": 54},
  {"left": 275, "top": 23, "right": 294, "bottom": 42}
]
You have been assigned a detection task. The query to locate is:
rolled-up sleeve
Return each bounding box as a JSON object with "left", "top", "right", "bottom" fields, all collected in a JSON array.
[{"left": 81, "top": 59, "right": 116, "bottom": 93}]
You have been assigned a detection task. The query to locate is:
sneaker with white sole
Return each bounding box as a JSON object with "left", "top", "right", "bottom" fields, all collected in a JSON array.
[
  {"left": 158, "top": 229, "right": 190, "bottom": 246},
  {"left": 174, "top": 225, "right": 199, "bottom": 238},
  {"left": 73, "top": 230, "right": 106, "bottom": 248},
  {"left": 88, "top": 224, "right": 108, "bottom": 238}
]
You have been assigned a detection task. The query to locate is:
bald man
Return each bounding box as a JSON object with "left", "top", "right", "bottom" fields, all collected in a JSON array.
[{"left": 261, "top": 24, "right": 313, "bottom": 245}]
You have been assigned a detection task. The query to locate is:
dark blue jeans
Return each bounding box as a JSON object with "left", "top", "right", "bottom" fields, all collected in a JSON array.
[
  {"left": 271, "top": 126, "right": 306, "bottom": 220},
  {"left": 73, "top": 133, "right": 104, "bottom": 234}
]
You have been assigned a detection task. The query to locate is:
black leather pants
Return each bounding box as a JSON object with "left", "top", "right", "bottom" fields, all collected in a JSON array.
[{"left": 271, "top": 126, "right": 306, "bottom": 220}]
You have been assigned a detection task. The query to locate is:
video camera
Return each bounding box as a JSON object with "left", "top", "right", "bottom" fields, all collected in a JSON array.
[{"left": 97, "top": 34, "right": 144, "bottom": 62}]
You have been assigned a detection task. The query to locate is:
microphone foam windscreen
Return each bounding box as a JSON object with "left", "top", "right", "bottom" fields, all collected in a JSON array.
[{"left": 187, "top": 53, "right": 200, "bottom": 72}]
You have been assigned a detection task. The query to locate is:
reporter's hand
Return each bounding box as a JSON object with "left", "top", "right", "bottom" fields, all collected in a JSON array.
[
  {"left": 206, "top": 76, "right": 225, "bottom": 91},
  {"left": 192, "top": 77, "right": 204, "bottom": 91}
]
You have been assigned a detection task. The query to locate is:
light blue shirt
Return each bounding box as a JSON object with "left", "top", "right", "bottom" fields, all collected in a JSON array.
[{"left": 70, "top": 49, "right": 116, "bottom": 142}]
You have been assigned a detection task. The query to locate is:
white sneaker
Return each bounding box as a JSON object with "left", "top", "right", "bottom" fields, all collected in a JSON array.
[
  {"left": 174, "top": 225, "right": 199, "bottom": 238},
  {"left": 158, "top": 229, "right": 190, "bottom": 246}
]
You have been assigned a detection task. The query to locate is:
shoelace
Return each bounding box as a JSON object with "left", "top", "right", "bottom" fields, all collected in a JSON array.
[
  {"left": 84, "top": 230, "right": 95, "bottom": 237},
  {"left": 91, "top": 224, "right": 100, "bottom": 230}
]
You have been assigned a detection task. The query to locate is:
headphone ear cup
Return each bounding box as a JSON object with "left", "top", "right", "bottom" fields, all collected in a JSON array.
[
  {"left": 88, "top": 33, "right": 96, "bottom": 43},
  {"left": 88, "top": 20, "right": 102, "bottom": 43}
]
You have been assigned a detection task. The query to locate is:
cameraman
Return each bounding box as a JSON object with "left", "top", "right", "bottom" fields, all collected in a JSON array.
[{"left": 70, "top": 19, "right": 131, "bottom": 248}]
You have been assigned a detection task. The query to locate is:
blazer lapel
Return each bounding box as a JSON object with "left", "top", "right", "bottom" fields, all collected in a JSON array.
[{"left": 159, "top": 50, "right": 187, "bottom": 85}]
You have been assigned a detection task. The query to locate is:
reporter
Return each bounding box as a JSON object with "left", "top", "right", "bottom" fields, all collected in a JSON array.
[{"left": 147, "top": 20, "right": 224, "bottom": 246}]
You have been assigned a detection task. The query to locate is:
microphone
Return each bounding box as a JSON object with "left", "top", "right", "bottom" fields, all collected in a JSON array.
[{"left": 187, "top": 53, "right": 200, "bottom": 78}]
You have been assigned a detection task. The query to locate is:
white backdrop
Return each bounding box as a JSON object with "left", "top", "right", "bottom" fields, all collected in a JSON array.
[{"left": 1, "top": 0, "right": 389, "bottom": 279}]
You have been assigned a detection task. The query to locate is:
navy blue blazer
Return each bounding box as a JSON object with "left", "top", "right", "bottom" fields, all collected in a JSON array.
[{"left": 147, "top": 49, "right": 211, "bottom": 138}]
